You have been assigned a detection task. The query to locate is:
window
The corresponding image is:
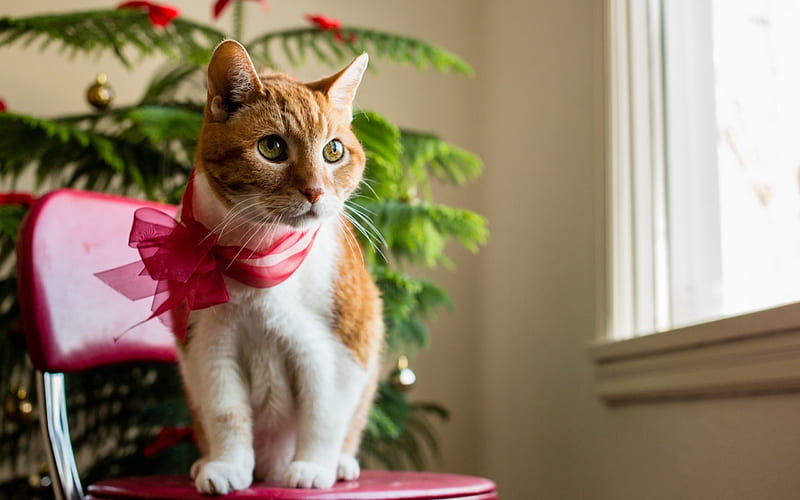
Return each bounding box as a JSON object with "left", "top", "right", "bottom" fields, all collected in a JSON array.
[
  {"left": 667, "top": 0, "right": 800, "bottom": 331},
  {"left": 593, "top": 0, "right": 800, "bottom": 402}
]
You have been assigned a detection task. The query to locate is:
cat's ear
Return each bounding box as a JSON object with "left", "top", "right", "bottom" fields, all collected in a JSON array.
[
  {"left": 308, "top": 53, "right": 368, "bottom": 121},
  {"left": 207, "top": 40, "right": 264, "bottom": 122}
]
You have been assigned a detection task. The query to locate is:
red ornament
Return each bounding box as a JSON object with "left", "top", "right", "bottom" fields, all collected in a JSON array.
[
  {"left": 143, "top": 426, "right": 195, "bottom": 457},
  {"left": 306, "top": 13, "right": 354, "bottom": 43},
  {"left": 213, "top": 0, "right": 268, "bottom": 20},
  {"left": 117, "top": 1, "right": 180, "bottom": 27},
  {"left": 0, "top": 98, "right": 6, "bottom": 113},
  {"left": 306, "top": 13, "right": 341, "bottom": 31},
  {"left": 0, "top": 192, "right": 36, "bottom": 208}
]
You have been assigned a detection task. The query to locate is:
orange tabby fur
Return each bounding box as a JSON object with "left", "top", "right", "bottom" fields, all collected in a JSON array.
[{"left": 177, "top": 40, "right": 383, "bottom": 493}]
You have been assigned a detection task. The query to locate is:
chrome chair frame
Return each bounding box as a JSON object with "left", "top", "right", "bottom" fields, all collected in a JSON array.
[{"left": 37, "top": 370, "right": 84, "bottom": 500}]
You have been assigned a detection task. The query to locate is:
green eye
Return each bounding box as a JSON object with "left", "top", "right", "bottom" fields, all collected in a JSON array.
[
  {"left": 258, "top": 135, "right": 287, "bottom": 161},
  {"left": 323, "top": 139, "right": 344, "bottom": 163}
]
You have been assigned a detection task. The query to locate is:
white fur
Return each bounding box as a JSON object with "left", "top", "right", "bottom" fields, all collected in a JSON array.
[{"left": 178, "top": 173, "right": 370, "bottom": 494}]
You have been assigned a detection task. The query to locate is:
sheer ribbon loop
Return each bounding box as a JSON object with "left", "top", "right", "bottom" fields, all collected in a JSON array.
[{"left": 96, "top": 174, "right": 319, "bottom": 339}]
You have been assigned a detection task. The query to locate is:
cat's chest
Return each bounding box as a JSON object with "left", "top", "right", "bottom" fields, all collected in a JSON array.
[{"left": 224, "top": 221, "right": 339, "bottom": 332}]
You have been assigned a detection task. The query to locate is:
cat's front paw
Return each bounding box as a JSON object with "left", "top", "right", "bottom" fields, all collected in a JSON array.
[
  {"left": 337, "top": 454, "right": 360, "bottom": 481},
  {"left": 194, "top": 460, "right": 252, "bottom": 495},
  {"left": 189, "top": 457, "right": 209, "bottom": 479},
  {"left": 282, "top": 461, "right": 336, "bottom": 489}
]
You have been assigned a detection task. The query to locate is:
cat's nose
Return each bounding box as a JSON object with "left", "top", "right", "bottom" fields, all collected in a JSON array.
[{"left": 299, "top": 186, "right": 324, "bottom": 204}]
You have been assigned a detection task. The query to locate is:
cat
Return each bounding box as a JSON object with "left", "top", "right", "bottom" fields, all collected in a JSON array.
[{"left": 176, "top": 40, "right": 384, "bottom": 494}]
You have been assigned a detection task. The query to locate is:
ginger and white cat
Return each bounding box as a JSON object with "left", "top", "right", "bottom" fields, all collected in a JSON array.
[{"left": 177, "top": 40, "right": 383, "bottom": 494}]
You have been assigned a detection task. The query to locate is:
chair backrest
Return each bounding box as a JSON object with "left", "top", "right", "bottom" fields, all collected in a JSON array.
[
  {"left": 15, "top": 189, "right": 499, "bottom": 500},
  {"left": 17, "top": 188, "right": 178, "bottom": 372},
  {"left": 16, "top": 189, "right": 182, "bottom": 500}
]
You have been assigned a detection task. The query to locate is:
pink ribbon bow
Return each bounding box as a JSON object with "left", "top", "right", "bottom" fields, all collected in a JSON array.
[{"left": 96, "top": 174, "right": 318, "bottom": 340}]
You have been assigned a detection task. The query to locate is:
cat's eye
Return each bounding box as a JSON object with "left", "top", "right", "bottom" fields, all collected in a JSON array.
[
  {"left": 257, "top": 135, "right": 288, "bottom": 162},
  {"left": 323, "top": 139, "right": 345, "bottom": 163}
]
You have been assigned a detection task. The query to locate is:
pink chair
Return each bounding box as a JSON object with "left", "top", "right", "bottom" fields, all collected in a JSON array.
[{"left": 16, "top": 189, "right": 497, "bottom": 500}]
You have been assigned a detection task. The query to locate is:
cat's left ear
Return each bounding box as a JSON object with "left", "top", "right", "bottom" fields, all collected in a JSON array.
[
  {"left": 308, "top": 53, "right": 369, "bottom": 121},
  {"left": 207, "top": 40, "right": 264, "bottom": 122}
]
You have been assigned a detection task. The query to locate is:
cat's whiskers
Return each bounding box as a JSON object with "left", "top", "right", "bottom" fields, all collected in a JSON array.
[
  {"left": 343, "top": 204, "right": 387, "bottom": 263},
  {"left": 337, "top": 216, "right": 364, "bottom": 265},
  {"left": 344, "top": 214, "right": 384, "bottom": 263},
  {"left": 345, "top": 214, "right": 385, "bottom": 264},
  {"left": 251, "top": 212, "right": 288, "bottom": 255},
  {"left": 213, "top": 197, "right": 290, "bottom": 245},
  {"left": 203, "top": 194, "right": 264, "bottom": 243},
  {"left": 214, "top": 205, "right": 266, "bottom": 243},
  {"left": 223, "top": 210, "right": 284, "bottom": 269},
  {"left": 357, "top": 178, "right": 381, "bottom": 201},
  {"left": 346, "top": 196, "right": 377, "bottom": 214},
  {"left": 345, "top": 201, "right": 387, "bottom": 248}
]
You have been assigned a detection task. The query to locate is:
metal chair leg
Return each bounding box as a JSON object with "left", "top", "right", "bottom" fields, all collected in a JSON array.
[{"left": 36, "top": 370, "right": 84, "bottom": 500}]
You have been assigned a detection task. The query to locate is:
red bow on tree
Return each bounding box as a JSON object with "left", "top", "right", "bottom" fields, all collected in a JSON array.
[
  {"left": 0, "top": 99, "right": 6, "bottom": 113},
  {"left": 117, "top": 1, "right": 180, "bottom": 27},
  {"left": 306, "top": 14, "right": 341, "bottom": 31},
  {"left": 143, "top": 426, "right": 196, "bottom": 457},
  {"left": 306, "top": 14, "right": 354, "bottom": 43},
  {"left": 213, "top": 0, "right": 268, "bottom": 19},
  {"left": 0, "top": 192, "right": 35, "bottom": 207}
]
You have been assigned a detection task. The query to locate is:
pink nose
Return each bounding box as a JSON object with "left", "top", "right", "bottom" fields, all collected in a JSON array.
[{"left": 300, "top": 187, "right": 324, "bottom": 204}]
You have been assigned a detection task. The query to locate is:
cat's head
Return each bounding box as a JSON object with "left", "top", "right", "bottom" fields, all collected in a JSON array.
[{"left": 195, "top": 40, "right": 368, "bottom": 231}]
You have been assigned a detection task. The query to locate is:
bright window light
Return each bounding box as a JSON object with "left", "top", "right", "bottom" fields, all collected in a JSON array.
[
  {"left": 713, "top": 0, "right": 800, "bottom": 321},
  {"left": 608, "top": 0, "right": 800, "bottom": 338}
]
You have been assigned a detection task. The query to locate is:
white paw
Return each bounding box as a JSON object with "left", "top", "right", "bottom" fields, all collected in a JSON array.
[
  {"left": 282, "top": 461, "right": 336, "bottom": 489},
  {"left": 337, "top": 454, "right": 360, "bottom": 481},
  {"left": 190, "top": 458, "right": 209, "bottom": 479},
  {"left": 194, "top": 460, "right": 252, "bottom": 495}
]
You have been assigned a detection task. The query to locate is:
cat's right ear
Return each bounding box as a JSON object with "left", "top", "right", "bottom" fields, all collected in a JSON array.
[{"left": 207, "top": 40, "right": 264, "bottom": 122}]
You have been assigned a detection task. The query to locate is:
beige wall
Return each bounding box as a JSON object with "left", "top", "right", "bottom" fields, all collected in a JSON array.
[{"left": 5, "top": 1, "right": 800, "bottom": 499}]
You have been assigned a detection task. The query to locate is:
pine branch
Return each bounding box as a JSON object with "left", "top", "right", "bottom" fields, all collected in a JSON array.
[
  {"left": 0, "top": 209, "right": 25, "bottom": 312},
  {"left": 0, "top": 112, "right": 193, "bottom": 201},
  {"left": 375, "top": 267, "right": 451, "bottom": 351},
  {"left": 361, "top": 199, "right": 488, "bottom": 268},
  {"left": 401, "top": 130, "right": 483, "bottom": 189},
  {"left": 403, "top": 402, "right": 449, "bottom": 469},
  {"left": 64, "top": 363, "right": 191, "bottom": 482},
  {"left": 125, "top": 105, "right": 204, "bottom": 144},
  {"left": 0, "top": 10, "right": 223, "bottom": 68},
  {"left": 245, "top": 27, "right": 473, "bottom": 75},
  {"left": 139, "top": 62, "right": 205, "bottom": 105},
  {"left": 361, "top": 382, "right": 448, "bottom": 470},
  {"left": 353, "top": 111, "right": 403, "bottom": 201},
  {"left": 0, "top": 206, "right": 25, "bottom": 251},
  {"left": 0, "top": 7, "right": 486, "bottom": 477}
]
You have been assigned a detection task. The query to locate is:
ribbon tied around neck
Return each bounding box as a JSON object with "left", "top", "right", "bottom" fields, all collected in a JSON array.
[{"left": 96, "top": 185, "right": 318, "bottom": 340}]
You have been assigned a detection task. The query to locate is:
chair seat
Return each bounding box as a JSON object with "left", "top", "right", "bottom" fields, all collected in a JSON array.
[{"left": 85, "top": 470, "right": 497, "bottom": 499}]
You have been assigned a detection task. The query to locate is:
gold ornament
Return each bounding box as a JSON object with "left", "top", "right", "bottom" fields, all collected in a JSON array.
[
  {"left": 5, "top": 386, "right": 35, "bottom": 425},
  {"left": 86, "top": 73, "right": 114, "bottom": 110},
  {"left": 28, "top": 463, "right": 52, "bottom": 491},
  {"left": 390, "top": 355, "right": 416, "bottom": 392}
]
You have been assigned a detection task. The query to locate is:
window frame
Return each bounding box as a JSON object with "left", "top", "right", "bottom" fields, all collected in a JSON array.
[{"left": 592, "top": 0, "right": 800, "bottom": 403}]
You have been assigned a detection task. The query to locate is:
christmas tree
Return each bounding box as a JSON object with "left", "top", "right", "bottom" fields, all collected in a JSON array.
[{"left": 0, "top": 2, "right": 487, "bottom": 497}]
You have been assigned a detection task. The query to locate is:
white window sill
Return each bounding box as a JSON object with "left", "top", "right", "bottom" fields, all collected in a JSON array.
[{"left": 590, "top": 302, "right": 800, "bottom": 403}]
